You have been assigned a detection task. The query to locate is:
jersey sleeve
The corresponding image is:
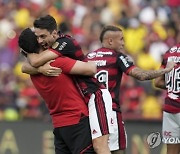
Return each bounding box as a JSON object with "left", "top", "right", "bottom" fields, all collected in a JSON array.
[
  {"left": 49, "top": 37, "right": 77, "bottom": 58},
  {"left": 50, "top": 57, "right": 77, "bottom": 73},
  {"left": 117, "top": 53, "right": 135, "bottom": 74}
]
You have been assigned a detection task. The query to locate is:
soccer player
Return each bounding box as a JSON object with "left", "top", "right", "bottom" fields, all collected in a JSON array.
[
  {"left": 86, "top": 25, "right": 175, "bottom": 154},
  {"left": 22, "top": 15, "right": 114, "bottom": 154},
  {"left": 154, "top": 44, "right": 180, "bottom": 154},
  {"left": 19, "top": 28, "right": 96, "bottom": 154}
]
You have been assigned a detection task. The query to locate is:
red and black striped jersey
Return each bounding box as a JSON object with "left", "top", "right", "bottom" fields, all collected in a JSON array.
[
  {"left": 49, "top": 34, "right": 104, "bottom": 100},
  {"left": 161, "top": 44, "right": 180, "bottom": 113},
  {"left": 86, "top": 47, "right": 135, "bottom": 111}
]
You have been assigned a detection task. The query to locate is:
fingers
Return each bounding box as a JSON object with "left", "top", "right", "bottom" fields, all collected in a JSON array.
[
  {"left": 48, "top": 60, "right": 55, "bottom": 64},
  {"left": 50, "top": 66, "right": 62, "bottom": 71},
  {"left": 45, "top": 68, "right": 62, "bottom": 76},
  {"left": 46, "top": 73, "right": 60, "bottom": 76},
  {"left": 39, "top": 61, "right": 62, "bottom": 76}
]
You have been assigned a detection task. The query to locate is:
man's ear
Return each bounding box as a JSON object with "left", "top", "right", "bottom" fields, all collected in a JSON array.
[
  {"left": 52, "top": 30, "right": 58, "bottom": 38},
  {"left": 109, "top": 38, "right": 113, "bottom": 45}
]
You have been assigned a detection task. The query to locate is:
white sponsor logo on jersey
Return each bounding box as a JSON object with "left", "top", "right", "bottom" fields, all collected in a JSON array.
[
  {"left": 87, "top": 52, "right": 96, "bottom": 59},
  {"left": 120, "top": 56, "right": 129, "bottom": 67},
  {"left": 87, "top": 51, "right": 113, "bottom": 59},
  {"left": 94, "top": 60, "right": 107, "bottom": 66},
  {"left": 170, "top": 46, "right": 180, "bottom": 53},
  {"left": 59, "top": 42, "right": 67, "bottom": 50},
  {"left": 168, "top": 56, "right": 180, "bottom": 63},
  {"left": 96, "top": 51, "right": 113, "bottom": 57}
]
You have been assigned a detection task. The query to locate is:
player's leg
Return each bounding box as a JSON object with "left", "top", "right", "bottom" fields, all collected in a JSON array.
[
  {"left": 92, "top": 134, "right": 111, "bottom": 154},
  {"left": 166, "top": 144, "right": 180, "bottom": 154},
  {"left": 109, "top": 111, "right": 127, "bottom": 154},
  {"left": 88, "top": 89, "right": 114, "bottom": 154},
  {"left": 162, "top": 112, "right": 180, "bottom": 154},
  {"left": 55, "top": 116, "right": 95, "bottom": 154},
  {"left": 72, "top": 116, "right": 95, "bottom": 154},
  {"left": 53, "top": 128, "right": 71, "bottom": 154}
]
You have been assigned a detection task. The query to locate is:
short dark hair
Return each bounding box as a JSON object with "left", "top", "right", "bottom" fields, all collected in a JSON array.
[
  {"left": 99, "top": 25, "right": 122, "bottom": 42},
  {"left": 33, "top": 15, "right": 57, "bottom": 33},
  {"left": 59, "top": 22, "right": 70, "bottom": 34},
  {"left": 18, "top": 28, "right": 40, "bottom": 54}
]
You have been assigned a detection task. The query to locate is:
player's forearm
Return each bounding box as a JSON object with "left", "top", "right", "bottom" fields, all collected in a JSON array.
[
  {"left": 27, "top": 53, "right": 46, "bottom": 67},
  {"left": 82, "top": 61, "right": 97, "bottom": 76},
  {"left": 22, "top": 62, "right": 39, "bottom": 75},
  {"left": 70, "top": 61, "right": 97, "bottom": 76},
  {"left": 129, "top": 67, "right": 170, "bottom": 81},
  {"left": 27, "top": 50, "right": 58, "bottom": 67}
]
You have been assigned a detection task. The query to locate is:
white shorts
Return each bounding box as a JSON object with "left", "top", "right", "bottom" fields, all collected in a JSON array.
[
  {"left": 162, "top": 111, "right": 180, "bottom": 144},
  {"left": 88, "top": 89, "right": 114, "bottom": 140},
  {"left": 108, "top": 111, "right": 127, "bottom": 151}
]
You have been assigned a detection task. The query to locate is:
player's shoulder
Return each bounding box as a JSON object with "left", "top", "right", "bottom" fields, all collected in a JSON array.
[
  {"left": 56, "top": 35, "right": 73, "bottom": 44},
  {"left": 168, "top": 44, "right": 180, "bottom": 53},
  {"left": 163, "top": 44, "right": 180, "bottom": 56},
  {"left": 51, "top": 36, "right": 74, "bottom": 50},
  {"left": 118, "top": 52, "right": 134, "bottom": 62},
  {"left": 117, "top": 51, "right": 128, "bottom": 58}
]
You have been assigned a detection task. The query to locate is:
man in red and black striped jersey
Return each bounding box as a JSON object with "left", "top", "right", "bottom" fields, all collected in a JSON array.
[
  {"left": 23, "top": 15, "right": 114, "bottom": 154},
  {"left": 19, "top": 28, "right": 96, "bottom": 154},
  {"left": 155, "top": 44, "right": 180, "bottom": 154},
  {"left": 86, "top": 25, "right": 175, "bottom": 154}
]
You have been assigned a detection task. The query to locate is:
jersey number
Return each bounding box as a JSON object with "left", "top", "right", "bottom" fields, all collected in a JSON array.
[
  {"left": 165, "top": 68, "right": 180, "bottom": 93},
  {"left": 95, "top": 70, "right": 108, "bottom": 89}
]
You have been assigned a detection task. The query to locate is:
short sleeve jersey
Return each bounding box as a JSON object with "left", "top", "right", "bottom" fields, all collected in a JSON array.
[
  {"left": 49, "top": 34, "right": 104, "bottom": 98},
  {"left": 86, "top": 47, "right": 135, "bottom": 111},
  {"left": 30, "top": 57, "right": 88, "bottom": 128},
  {"left": 161, "top": 44, "right": 180, "bottom": 113}
]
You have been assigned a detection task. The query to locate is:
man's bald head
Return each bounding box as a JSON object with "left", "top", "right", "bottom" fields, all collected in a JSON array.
[
  {"left": 99, "top": 25, "right": 122, "bottom": 43},
  {"left": 99, "top": 25, "right": 124, "bottom": 53}
]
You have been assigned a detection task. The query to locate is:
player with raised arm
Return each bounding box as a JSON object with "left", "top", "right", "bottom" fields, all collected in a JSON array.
[
  {"left": 86, "top": 25, "right": 176, "bottom": 154},
  {"left": 154, "top": 44, "right": 180, "bottom": 154}
]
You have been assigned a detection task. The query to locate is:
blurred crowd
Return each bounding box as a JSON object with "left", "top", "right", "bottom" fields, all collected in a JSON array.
[{"left": 0, "top": 0, "right": 180, "bottom": 121}]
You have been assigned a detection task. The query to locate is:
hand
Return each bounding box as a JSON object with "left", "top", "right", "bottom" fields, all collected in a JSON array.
[
  {"left": 165, "top": 61, "right": 176, "bottom": 72},
  {"left": 38, "top": 60, "right": 62, "bottom": 76}
]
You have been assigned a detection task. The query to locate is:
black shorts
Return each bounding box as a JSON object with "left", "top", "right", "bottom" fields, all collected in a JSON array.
[{"left": 53, "top": 116, "right": 95, "bottom": 154}]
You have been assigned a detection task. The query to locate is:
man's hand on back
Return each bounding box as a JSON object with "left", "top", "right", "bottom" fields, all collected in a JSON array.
[{"left": 38, "top": 60, "right": 62, "bottom": 76}]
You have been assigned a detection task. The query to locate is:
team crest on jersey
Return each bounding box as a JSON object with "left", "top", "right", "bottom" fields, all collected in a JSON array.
[
  {"left": 52, "top": 42, "right": 59, "bottom": 49},
  {"left": 87, "top": 52, "right": 96, "bottom": 59}
]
